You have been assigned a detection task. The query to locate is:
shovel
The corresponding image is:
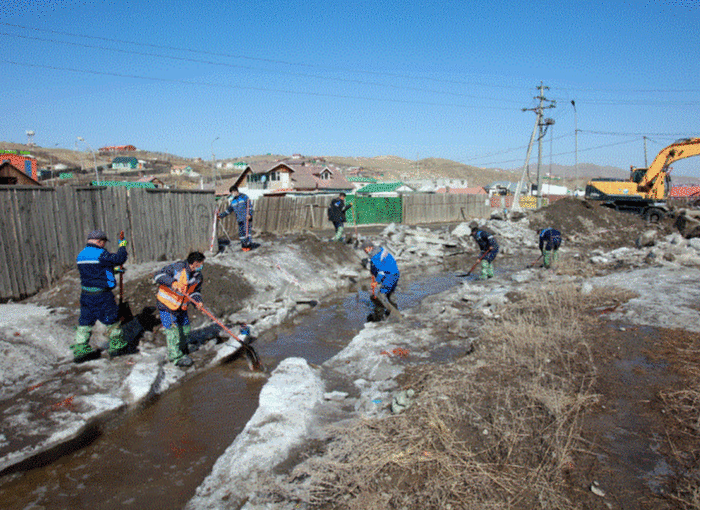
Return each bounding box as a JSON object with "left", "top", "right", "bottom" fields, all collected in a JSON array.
[
  {"left": 116, "top": 230, "right": 145, "bottom": 343},
  {"left": 526, "top": 254, "right": 543, "bottom": 268},
  {"left": 370, "top": 276, "right": 403, "bottom": 321},
  {"left": 456, "top": 250, "right": 489, "bottom": 277},
  {"left": 179, "top": 291, "right": 263, "bottom": 371}
]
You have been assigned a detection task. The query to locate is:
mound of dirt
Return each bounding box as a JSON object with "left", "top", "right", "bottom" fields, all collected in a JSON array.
[{"left": 528, "top": 197, "right": 648, "bottom": 235}]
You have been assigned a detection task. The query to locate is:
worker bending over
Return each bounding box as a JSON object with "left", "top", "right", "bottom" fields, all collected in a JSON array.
[
  {"left": 154, "top": 251, "right": 206, "bottom": 367},
  {"left": 361, "top": 239, "right": 401, "bottom": 321},
  {"left": 538, "top": 227, "right": 562, "bottom": 269},
  {"left": 470, "top": 223, "right": 499, "bottom": 279}
]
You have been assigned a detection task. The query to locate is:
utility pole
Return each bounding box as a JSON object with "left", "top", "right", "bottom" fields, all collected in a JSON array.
[
  {"left": 571, "top": 100, "right": 578, "bottom": 191},
  {"left": 513, "top": 82, "right": 556, "bottom": 210},
  {"left": 211, "top": 136, "right": 220, "bottom": 188},
  {"left": 643, "top": 136, "right": 648, "bottom": 168}
]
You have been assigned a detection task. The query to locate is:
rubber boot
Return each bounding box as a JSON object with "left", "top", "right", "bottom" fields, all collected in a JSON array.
[
  {"left": 479, "top": 260, "right": 490, "bottom": 280},
  {"left": 552, "top": 249, "right": 559, "bottom": 267},
  {"left": 333, "top": 224, "right": 345, "bottom": 242},
  {"left": 183, "top": 324, "right": 198, "bottom": 353},
  {"left": 166, "top": 327, "right": 192, "bottom": 367},
  {"left": 107, "top": 322, "right": 132, "bottom": 358},
  {"left": 542, "top": 250, "right": 550, "bottom": 268},
  {"left": 487, "top": 262, "right": 495, "bottom": 278},
  {"left": 377, "top": 293, "right": 402, "bottom": 321},
  {"left": 71, "top": 325, "right": 100, "bottom": 363}
]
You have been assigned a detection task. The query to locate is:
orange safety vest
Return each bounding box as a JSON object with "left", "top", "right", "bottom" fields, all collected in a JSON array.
[{"left": 157, "top": 268, "right": 199, "bottom": 311}]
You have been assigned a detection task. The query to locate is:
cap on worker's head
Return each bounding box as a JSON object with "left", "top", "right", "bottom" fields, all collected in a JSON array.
[
  {"left": 469, "top": 221, "right": 479, "bottom": 232},
  {"left": 87, "top": 229, "right": 109, "bottom": 241},
  {"left": 361, "top": 239, "right": 375, "bottom": 250}
]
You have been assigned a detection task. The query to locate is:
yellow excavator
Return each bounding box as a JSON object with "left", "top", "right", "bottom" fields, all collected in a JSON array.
[{"left": 585, "top": 137, "right": 700, "bottom": 222}]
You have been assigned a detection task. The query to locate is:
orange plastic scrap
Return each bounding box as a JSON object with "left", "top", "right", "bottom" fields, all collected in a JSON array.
[
  {"left": 51, "top": 395, "right": 76, "bottom": 410},
  {"left": 27, "top": 381, "right": 46, "bottom": 391},
  {"left": 392, "top": 348, "right": 410, "bottom": 358},
  {"left": 380, "top": 348, "right": 410, "bottom": 358}
]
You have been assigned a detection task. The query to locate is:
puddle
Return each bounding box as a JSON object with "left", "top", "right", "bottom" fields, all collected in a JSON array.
[{"left": 0, "top": 270, "right": 463, "bottom": 509}]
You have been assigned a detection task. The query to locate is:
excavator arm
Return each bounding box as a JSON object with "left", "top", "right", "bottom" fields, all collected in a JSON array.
[{"left": 636, "top": 138, "right": 700, "bottom": 198}]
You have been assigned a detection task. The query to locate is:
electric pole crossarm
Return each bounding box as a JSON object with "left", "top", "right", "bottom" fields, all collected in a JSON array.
[{"left": 512, "top": 82, "right": 556, "bottom": 211}]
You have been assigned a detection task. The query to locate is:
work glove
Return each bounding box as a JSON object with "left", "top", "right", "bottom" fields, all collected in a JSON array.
[
  {"left": 218, "top": 212, "right": 226, "bottom": 219},
  {"left": 113, "top": 266, "right": 125, "bottom": 274},
  {"left": 360, "top": 257, "right": 369, "bottom": 269},
  {"left": 118, "top": 238, "right": 128, "bottom": 248}
]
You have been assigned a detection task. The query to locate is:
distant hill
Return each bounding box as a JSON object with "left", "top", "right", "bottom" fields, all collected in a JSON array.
[{"left": 3, "top": 141, "right": 697, "bottom": 187}]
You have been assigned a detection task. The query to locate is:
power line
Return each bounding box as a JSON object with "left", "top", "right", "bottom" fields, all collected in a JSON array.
[
  {"left": 464, "top": 137, "right": 646, "bottom": 168},
  {"left": 0, "top": 59, "right": 518, "bottom": 111},
  {"left": 4, "top": 22, "right": 697, "bottom": 96},
  {"left": 0, "top": 22, "right": 534, "bottom": 92},
  {"left": 556, "top": 97, "right": 699, "bottom": 107},
  {"left": 460, "top": 133, "right": 570, "bottom": 163},
  {"left": 0, "top": 31, "right": 525, "bottom": 105},
  {"left": 580, "top": 129, "right": 697, "bottom": 137}
]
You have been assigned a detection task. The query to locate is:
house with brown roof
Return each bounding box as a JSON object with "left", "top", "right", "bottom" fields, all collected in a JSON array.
[
  {"left": 136, "top": 175, "right": 166, "bottom": 188},
  {"left": 217, "top": 162, "right": 353, "bottom": 197}
]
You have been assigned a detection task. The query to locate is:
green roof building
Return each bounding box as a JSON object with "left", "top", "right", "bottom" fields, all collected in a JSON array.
[{"left": 355, "top": 181, "right": 414, "bottom": 195}]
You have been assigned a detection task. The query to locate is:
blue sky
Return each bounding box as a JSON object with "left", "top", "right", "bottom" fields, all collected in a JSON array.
[{"left": 2, "top": 0, "right": 699, "bottom": 176}]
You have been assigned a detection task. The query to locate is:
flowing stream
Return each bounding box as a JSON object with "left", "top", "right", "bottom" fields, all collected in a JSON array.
[{"left": 0, "top": 271, "right": 460, "bottom": 509}]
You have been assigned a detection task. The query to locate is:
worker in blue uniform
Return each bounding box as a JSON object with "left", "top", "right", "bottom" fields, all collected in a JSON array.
[
  {"left": 219, "top": 186, "right": 254, "bottom": 251},
  {"left": 361, "top": 239, "right": 402, "bottom": 321},
  {"left": 72, "top": 229, "right": 130, "bottom": 363},
  {"left": 470, "top": 223, "right": 499, "bottom": 279},
  {"left": 538, "top": 227, "right": 562, "bottom": 269}
]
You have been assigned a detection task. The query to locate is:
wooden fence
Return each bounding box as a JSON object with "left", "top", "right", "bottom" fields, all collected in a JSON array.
[
  {"left": 402, "top": 194, "right": 490, "bottom": 224},
  {"left": 1, "top": 189, "right": 496, "bottom": 301},
  {"left": 220, "top": 193, "right": 493, "bottom": 235},
  {"left": 0, "top": 185, "right": 214, "bottom": 301}
]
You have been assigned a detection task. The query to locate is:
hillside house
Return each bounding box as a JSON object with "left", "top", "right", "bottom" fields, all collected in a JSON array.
[
  {"left": 0, "top": 162, "right": 42, "bottom": 186},
  {"left": 356, "top": 182, "right": 415, "bottom": 197},
  {"left": 347, "top": 175, "right": 377, "bottom": 192},
  {"left": 485, "top": 181, "right": 533, "bottom": 196},
  {"left": 171, "top": 165, "right": 194, "bottom": 176},
  {"left": 217, "top": 162, "right": 353, "bottom": 197},
  {"left": 136, "top": 175, "right": 165, "bottom": 188},
  {"left": 111, "top": 157, "right": 141, "bottom": 170},
  {"left": 1, "top": 151, "right": 38, "bottom": 181}
]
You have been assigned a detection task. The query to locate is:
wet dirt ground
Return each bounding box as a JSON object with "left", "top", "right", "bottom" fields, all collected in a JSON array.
[
  {"left": 567, "top": 322, "right": 700, "bottom": 509},
  {"left": 5, "top": 206, "right": 699, "bottom": 509}
]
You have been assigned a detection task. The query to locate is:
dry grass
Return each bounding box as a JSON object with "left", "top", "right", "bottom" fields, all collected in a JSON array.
[
  {"left": 656, "top": 334, "right": 700, "bottom": 510},
  {"left": 258, "top": 283, "right": 640, "bottom": 509}
]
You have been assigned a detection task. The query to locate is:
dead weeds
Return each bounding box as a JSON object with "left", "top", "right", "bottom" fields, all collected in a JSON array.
[{"left": 261, "top": 283, "right": 642, "bottom": 509}]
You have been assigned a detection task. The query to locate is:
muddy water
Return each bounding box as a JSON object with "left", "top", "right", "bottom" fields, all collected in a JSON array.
[
  {"left": 0, "top": 270, "right": 461, "bottom": 510},
  {"left": 580, "top": 322, "right": 685, "bottom": 507}
]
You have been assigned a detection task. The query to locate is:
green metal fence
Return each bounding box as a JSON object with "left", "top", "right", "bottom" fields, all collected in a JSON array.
[{"left": 345, "top": 195, "right": 402, "bottom": 225}]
